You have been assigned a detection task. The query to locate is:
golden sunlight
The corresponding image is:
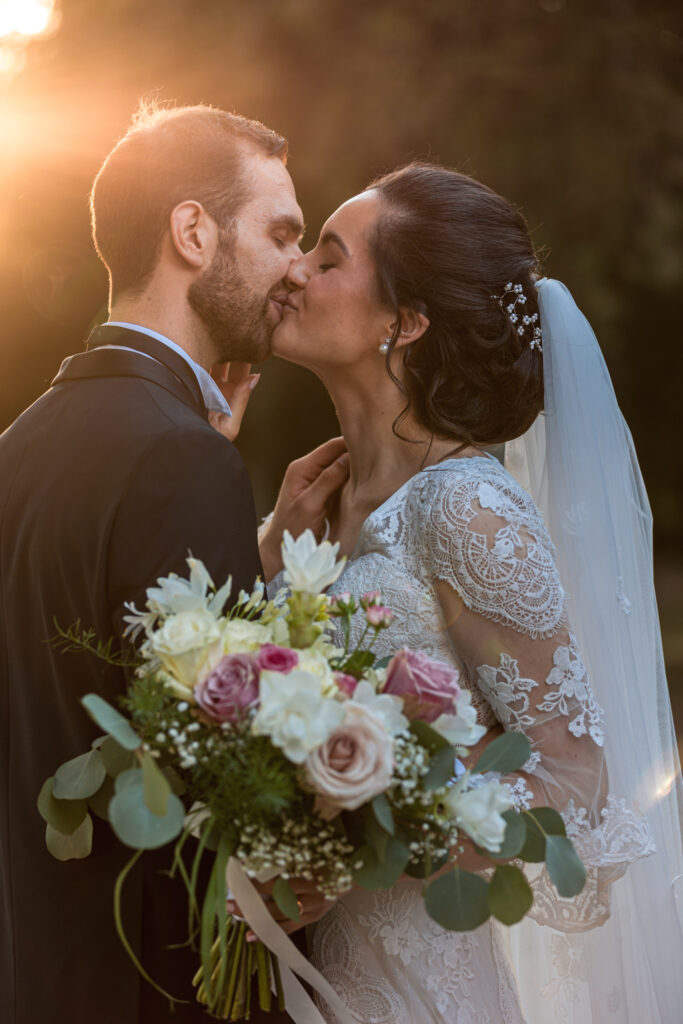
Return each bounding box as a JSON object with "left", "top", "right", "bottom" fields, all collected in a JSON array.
[{"left": 0, "top": 0, "right": 55, "bottom": 38}]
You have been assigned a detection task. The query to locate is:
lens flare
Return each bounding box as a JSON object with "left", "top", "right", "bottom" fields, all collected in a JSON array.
[{"left": 0, "top": 0, "right": 54, "bottom": 38}]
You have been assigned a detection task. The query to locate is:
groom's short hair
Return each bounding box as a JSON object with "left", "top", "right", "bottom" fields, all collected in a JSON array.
[{"left": 90, "top": 102, "right": 288, "bottom": 298}]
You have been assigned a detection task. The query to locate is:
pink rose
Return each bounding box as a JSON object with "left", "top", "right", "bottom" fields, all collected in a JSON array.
[
  {"left": 383, "top": 647, "right": 461, "bottom": 723},
  {"left": 194, "top": 654, "right": 259, "bottom": 723},
  {"left": 256, "top": 644, "right": 299, "bottom": 674},
  {"left": 366, "top": 605, "right": 394, "bottom": 628},
  {"left": 304, "top": 704, "right": 394, "bottom": 819},
  {"left": 334, "top": 672, "right": 359, "bottom": 698}
]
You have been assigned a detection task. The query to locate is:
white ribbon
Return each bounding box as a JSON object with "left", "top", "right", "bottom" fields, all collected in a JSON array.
[{"left": 226, "top": 857, "right": 357, "bottom": 1024}]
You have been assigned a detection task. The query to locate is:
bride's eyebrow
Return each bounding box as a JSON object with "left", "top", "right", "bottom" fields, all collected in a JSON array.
[{"left": 319, "top": 230, "right": 350, "bottom": 257}]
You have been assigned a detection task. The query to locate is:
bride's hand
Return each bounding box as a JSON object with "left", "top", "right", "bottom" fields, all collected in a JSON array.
[
  {"left": 226, "top": 877, "right": 335, "bottom": 940},
  {"left": 259, "top": 437, "right": 350, "bottom": 582},
  {"left": 207, "top": 361, "right": 260, "bottom": 442}
]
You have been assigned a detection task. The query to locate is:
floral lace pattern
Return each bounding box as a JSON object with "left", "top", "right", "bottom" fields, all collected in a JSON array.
[{"left": 536, "top": 634, "right": 605, "bottom": 746}]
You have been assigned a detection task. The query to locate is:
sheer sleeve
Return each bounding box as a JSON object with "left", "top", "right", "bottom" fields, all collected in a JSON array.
[{"left": 417, "top": 463, "right": 655, "bottom": 929}]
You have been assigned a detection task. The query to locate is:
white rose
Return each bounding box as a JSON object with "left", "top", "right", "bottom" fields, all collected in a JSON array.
[
  {"left": 281, "top": 530, "right": 345, "bottom": 594},
  {"left": 151, "top": 608, "right": 221, "bottom": 690},
  {"left": 252, "top": 669, "right": 345, "bottom": 764},
  {"left": 222, "top": 618, "right": 273, "bottom": 653},
  {"left": 350, "top": 680, "right": 408, "bottom": 736},
  {"left": 432, "top": 690, "right": 487, "bottom": 748},
  {"left": 443, "top": 779, "right": 514, "bottom": 852},
  {"left": 304, "top": 703, "right": 394, "bottom": 819}
]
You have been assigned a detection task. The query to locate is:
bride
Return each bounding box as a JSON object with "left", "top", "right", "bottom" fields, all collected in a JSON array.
[{"left": 256, "top": 163, "right": 683, "bottom": 1022}]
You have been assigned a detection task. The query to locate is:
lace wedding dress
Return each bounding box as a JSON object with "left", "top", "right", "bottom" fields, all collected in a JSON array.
[{"left": 306, "top": 454, "right": 654, "bottom": 1024}]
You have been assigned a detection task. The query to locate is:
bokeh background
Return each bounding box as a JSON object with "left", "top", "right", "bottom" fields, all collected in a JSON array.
[{"left": 1, "top": 0, "right": 681, "bottom": 749}]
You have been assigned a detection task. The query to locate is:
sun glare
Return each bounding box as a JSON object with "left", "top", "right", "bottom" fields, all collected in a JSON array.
[{"left": 0, "top": 0, "right": 54, "bottom": 38}]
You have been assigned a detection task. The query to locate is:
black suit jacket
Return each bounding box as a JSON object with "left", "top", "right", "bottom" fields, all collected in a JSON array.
[{"left": 0, "top": 327, "right": 273, "bottom": 1023}]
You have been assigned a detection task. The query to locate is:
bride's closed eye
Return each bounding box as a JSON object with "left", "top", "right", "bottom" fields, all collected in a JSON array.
[{"left": 318, "top": 263, "right": 335, "bottom": 272}]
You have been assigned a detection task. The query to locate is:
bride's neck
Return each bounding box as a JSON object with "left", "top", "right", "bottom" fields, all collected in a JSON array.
[{"left": 322, "top": 368, "right": 460, "bottom": 508}]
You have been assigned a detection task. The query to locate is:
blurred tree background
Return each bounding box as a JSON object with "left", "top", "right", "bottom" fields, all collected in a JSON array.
[{"left": 0, "top": 0, "right": 681, "bottom": 738}]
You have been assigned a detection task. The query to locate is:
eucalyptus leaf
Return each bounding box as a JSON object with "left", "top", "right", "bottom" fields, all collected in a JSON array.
[
  {"left": 488, "top": 865, "right": 533, "bottom": 925},
  {"left": 489, "top": 809, "right": 527, "bottom": 860},
  {"left": 115, "top": 767, "right": 144, "bottom": 792},
  {"left": 546, "top": 835, "right": 586, "bottom": 897},
  {"left": 141, "top": 752, "right": 171, "bottom": 816},
  {"left": 424, "top": 867, "right": 490, "bottom": 931},
  {"left": 352, "top": 838, "right": 411, "bottom": 890},
  {"left": 409, "top": 718, "right": 451, "bottom": 753},
  {"left": 37, "top": 777, "right": 88, "bottom": 835},
  {"left": 45, "top": 813, "right": 93, "bottom": 861},
  {"left": 473, "top": 732, "right": 532, "bottom": 774},
  {"left": 423, "top": 744, "right": 457, "bottom": 790},
  {"left": 53, "top": 749, "right": 107, "bottom": 800},
  {"left": 81, "top": 693, "right": 141, "bottom": 751},
  {"left": 109, "top": 777, "right": 185, "bottom": 849},
  {"left": 371, "top": 793, "right": 394, "bottom": 836},
  {"left": 373, "top": 655, "right": 391, "bottom": 671},
  {"left": 273, "top": 877, "right": 301, "bottom": 923},
  {"left": 88, "top": 774, "right": 116, "bottom": 820},
  {"left": 162, "top": 765, "right": 187, "bottom": 796},
  {"left": 364, "top": 812, "right": 389, "bottom": 860},
  {"left": 519, "top": 806, "right": 566, "bottom": 862},
  {"left": 100, "top": 736, "right": 137, "bottom": 778}
]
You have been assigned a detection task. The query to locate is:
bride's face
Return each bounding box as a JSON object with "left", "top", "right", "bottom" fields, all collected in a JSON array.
[{"left": 272, "top": 190, "right": 394, "bottom": 372}]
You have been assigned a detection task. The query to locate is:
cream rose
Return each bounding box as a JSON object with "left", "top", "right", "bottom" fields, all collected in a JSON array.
[
  {"left": 304, "top": 704, "right": 394, "bottom": 819},
  {"left": 221, "top": 618, "right": 272, "bottom": 654},
  {"left": 150, "top": 608, "right": 221, "bottom": 690}
]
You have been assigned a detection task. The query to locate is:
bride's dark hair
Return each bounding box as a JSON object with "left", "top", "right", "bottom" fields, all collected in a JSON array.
[{"left": 366, "top": 163, "right": 544, "bottom": 446}]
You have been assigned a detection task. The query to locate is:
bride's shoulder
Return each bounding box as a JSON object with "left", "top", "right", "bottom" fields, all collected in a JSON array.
[{"left": 413, "top": 455, "right": 549, "bottom": 537}]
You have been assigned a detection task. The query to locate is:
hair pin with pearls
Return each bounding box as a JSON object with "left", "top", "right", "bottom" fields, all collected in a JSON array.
[{"left": 492, "top": 282, "right": 543, "bottom": 352}]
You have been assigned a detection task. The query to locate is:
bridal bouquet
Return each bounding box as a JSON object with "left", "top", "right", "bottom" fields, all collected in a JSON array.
[{"left": 40, "top": 531, "right": 585, "bottom": 1021}]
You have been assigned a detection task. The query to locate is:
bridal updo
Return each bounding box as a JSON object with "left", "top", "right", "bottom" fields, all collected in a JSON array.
[{"left": 366, "top": 163, "right": 544, "bottom": 445}]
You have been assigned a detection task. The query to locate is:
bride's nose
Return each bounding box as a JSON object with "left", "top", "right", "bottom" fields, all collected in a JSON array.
[{"left": 284, "top": 253, "right": 309, "bottom": 291}]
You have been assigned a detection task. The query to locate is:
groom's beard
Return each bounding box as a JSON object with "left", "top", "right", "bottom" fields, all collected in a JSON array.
[{"left": 188, "top": 237, "right": 272, "bottom": 363}]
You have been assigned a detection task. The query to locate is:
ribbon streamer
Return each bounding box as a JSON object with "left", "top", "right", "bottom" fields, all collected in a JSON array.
[{"left": 226, "top": 857, "right": 357, "bottom": 1024}]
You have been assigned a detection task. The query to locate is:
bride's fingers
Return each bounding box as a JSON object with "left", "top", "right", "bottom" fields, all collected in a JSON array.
[{"left": 207, "top": 373, "right": 260, "bottom": 442}]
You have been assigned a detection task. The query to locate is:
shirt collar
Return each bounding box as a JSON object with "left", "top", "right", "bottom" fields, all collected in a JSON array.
[{"left": 104, "top": 321, "right": 232, "bottom": 416}]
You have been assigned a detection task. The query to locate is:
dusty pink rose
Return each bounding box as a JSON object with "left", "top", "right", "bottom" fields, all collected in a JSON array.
[
  {"left": 366, "top": 605, "right": 394, "bottom": 628},
  {"left": 304, "top": 704, "right": 394, "bottom": 819},
  {"left": 256, "top": 644, "right": 299, "bottom": 674},
  {"left": 334, "top": 672, "right": 359, "bottom": 698},
  {"left": 194, "top": 654, "right": 259, "bottom": 723},
  {"left": 383, "top": 647, "right": 461, "bottom": 722}
]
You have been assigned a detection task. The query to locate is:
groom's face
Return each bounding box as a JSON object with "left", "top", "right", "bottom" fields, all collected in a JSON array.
[{"left": 188, "top": 151, "right": 304, "bottom": 363}]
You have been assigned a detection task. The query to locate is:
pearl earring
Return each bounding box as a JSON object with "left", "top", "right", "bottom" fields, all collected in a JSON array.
[{"left": 379, "top": 338, "right": 391, "bottom": 355}]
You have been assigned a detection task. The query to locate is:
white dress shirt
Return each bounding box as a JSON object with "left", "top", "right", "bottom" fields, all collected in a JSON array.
[{"left": 101, "top": 321, "right": 232, "bottom": 416}]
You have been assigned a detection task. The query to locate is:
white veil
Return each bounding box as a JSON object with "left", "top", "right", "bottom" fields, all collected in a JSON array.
[{"left": 504, "top": 278, "right": 683, "bottom": 1022}]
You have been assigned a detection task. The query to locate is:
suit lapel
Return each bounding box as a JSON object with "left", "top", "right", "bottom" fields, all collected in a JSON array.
[
  {"left": 52, "top": 348, "right": 207, "bottom": 417},
  {"left": 85, "top": 325, "right": 207, "bottom": 414}
]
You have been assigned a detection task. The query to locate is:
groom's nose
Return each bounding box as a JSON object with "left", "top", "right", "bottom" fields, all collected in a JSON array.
[{"left": 284, "top": 254, "right": 309, "bottom": 290}]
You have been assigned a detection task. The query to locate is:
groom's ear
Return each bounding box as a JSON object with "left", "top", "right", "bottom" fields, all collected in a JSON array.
[
  {"left": 168, "top": 201, "right": 217, "bottom": 269},
  {"left": 390, "top": 307, "right": 430, "bottom": 349}
]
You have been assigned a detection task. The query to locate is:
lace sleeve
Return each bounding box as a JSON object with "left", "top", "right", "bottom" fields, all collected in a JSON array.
[{"left": 419, "top": 465, "right": 654, "bottom": 929}]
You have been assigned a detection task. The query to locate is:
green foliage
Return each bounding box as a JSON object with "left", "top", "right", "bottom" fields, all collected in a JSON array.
[
  {"left": 37, "top": 777, "right": 88, "bottom": 835},
  {"left": 371, "top": 793, "right": 394, "bottom": 836},
  {"left": 409, "top": 718, "right": 451, "bottom": 753},
  {"left": 100, "top": 736, "right": 136, "bottom": 777},
  {"left": 273, "top": 877, "right": 301, "bottom": 923},
  {"left": 50, "top": 619, "right": 137, "bottom": 669},
  {"left": 422, "top": 744, "right": 457, "bottom": 790},
  {"left": 352, "top": 837, "right": 411, "bottom": 890},
  {"left": 519, "top": 807, "right": 566, "bottom": 862},
  {"left": 53, "top": 749, "right": 106, "bottom": 800},
  {"left": 488, "top": 809, "right": 527, "bottom": 860},
  {"left": 424, "top": 867, "right": 490, "bottom": 931},
  {"left": 141, "top": 751, "right": 171, "bottom": 816},
  {"left": 473, "top": 732, "right": 532, "bottom": 774},
  {"left": 545, "top": 835, "right": 586, "bottom": 897},
  {"left": 109, "top": 768, "right": 185, "bottom": 849},
  {"left": 45, "top": 814, "right": 93, "bottom": 861},
  {"left": 488, "top": 865, "right": 533, "bottom": 925},
  {"left": 82, "top": 693, "right": 141, "bottom": 750}
]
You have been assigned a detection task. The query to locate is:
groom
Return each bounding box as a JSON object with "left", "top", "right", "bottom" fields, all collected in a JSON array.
[{"left": 0, "top": 105, "right": 347, "bottom": 1024}]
